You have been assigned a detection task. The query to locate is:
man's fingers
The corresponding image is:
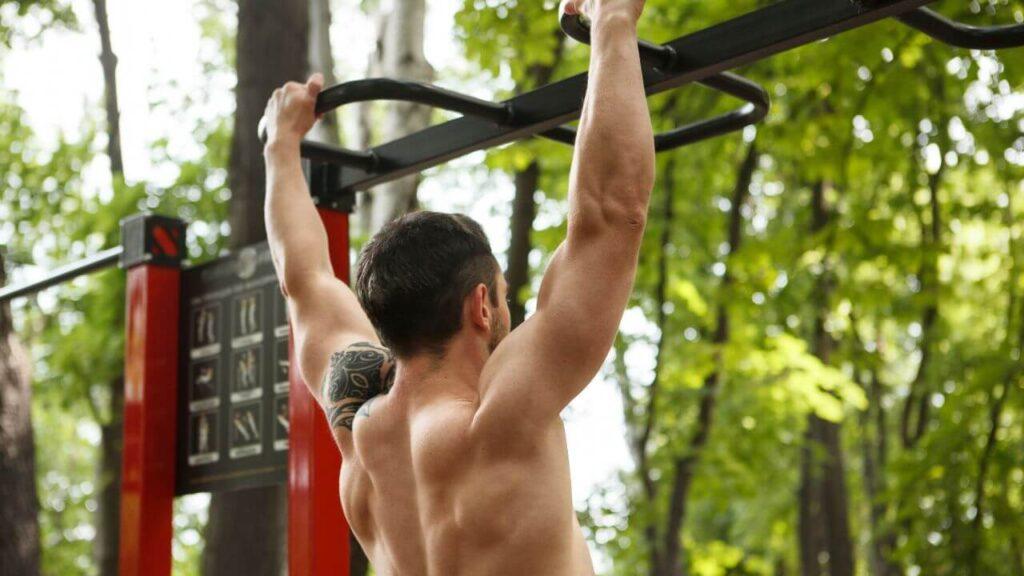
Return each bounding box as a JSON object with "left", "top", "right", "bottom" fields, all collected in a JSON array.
[
  {"left": 307, "top": 72, "right": 324, "bottom": 96},
  {"left": 559, "top": 0, "right": 586, "bottom": 16}
]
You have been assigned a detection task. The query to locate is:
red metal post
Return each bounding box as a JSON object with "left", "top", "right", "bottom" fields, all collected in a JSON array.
[
  {"left": 288, "top": 207, "right": 351, "bottom": 575},
  {"left": 119, "top": 215, "right": 186, "bottom": 576}
]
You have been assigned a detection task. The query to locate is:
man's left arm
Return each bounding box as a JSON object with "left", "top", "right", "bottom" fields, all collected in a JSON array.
[{"left": 262, "top": 74, "right": 382, "bottom": 446}]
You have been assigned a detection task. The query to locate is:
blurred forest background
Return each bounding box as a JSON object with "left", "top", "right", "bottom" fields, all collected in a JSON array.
[{"left": 1, "top": 0, "right": 1023, "bottom": 575}]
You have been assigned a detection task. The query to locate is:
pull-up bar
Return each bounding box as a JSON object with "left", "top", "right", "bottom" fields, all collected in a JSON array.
[
  {"left": 268, "top": 0, "right": 1022, "bottom": 206},
  {"left": 0, "top": 246, "right": 123, "bottom": 303},
  {"left": 9, "top": 2, "right": 1024, "bottom": 305}
]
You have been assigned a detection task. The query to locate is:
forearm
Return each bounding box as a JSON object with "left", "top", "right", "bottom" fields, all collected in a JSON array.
[
  {"left": 263, "top": 140, "right": 333, "bottom": 295},
  {"left": 570, "top": 12, "right": 655, "bottom": 220}
]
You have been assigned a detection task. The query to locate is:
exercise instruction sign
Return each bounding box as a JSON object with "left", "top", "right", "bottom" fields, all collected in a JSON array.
[{"left": 175, "top": 243, "right": 292, "bottom": 495}]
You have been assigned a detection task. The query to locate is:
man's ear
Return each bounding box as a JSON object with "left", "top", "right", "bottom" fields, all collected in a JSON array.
[{"left": 467, "top": 283, "right": 491, "bottom": 330}]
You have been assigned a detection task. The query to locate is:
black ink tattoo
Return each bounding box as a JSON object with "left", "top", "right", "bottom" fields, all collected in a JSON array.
[{"left": 322, "top": 342, "right": 394, "bottom": 431}]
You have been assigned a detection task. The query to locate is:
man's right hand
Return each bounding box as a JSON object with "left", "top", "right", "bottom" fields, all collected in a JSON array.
[
  {"left": 560, "top": 0, "right": 645, "bottom": 25},
  {"left": 262, "top": 73, "right": 324, "bottom": 150}
]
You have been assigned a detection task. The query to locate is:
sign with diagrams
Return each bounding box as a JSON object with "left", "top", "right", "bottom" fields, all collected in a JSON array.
[{"left": 175, "top": 243, "right": 292, "bottom": 495}]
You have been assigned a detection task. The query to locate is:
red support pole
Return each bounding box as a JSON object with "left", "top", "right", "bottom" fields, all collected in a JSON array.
[
  {"left": 288, "top": 207, "right": 351, "bottom": 576},
  {"left": 119, "top": 215, "right": 185, "bottom": 576}
]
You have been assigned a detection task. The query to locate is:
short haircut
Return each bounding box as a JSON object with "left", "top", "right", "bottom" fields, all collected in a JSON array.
[{"left": 355, "top": 211, "right": 499, "bottom": 358}]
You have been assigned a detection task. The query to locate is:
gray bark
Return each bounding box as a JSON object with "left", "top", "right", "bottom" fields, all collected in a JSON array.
[
  {"left": 91, "top": 1, "right": 125, "bottom": 572},
  {"left": 307, "top": 0, "right": 340, "bottom": 145},
  {"left": 0, "top": 252, "right": 40, "bottom": 575},
  {"left": 356, "top": 0, "right": 434, "bottom": 236},
  {"left": 203, "top": 1, "right": 308, "bottom": 574}
]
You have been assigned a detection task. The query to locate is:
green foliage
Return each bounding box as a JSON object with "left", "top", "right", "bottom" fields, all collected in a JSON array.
[
  {"left": 3, "top": 0, "right": 1023, "bottom": 574},
  {"left": 0, "top": 0, "right": 76, "bottom": 46}
]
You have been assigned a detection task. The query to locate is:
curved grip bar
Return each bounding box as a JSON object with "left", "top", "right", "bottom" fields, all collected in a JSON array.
[
  {"left": 556, "top": 13, "right": 770, "bottom": 151},
  {"left": 257, "top": 79, "right": 514, "bottom": 171},
  {"left": 315, "top": 79, "right": 512, "bottom": 121},
  {"left": 897, "top": 7, "right": 1024, "bottom": 50}
]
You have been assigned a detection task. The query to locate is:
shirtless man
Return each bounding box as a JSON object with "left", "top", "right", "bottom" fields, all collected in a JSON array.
[{"left": 261, "top": 0, "right": 653, "bottom": 573}]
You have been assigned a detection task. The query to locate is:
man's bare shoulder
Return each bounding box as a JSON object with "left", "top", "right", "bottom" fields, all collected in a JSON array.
[{"left": 322, "top": 341, "right": 395, "bottom": 432}]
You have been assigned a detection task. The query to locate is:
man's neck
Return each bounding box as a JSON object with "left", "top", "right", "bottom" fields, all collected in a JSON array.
[{"left": 391, "top": 334, "right": 489, "bottom": 402}]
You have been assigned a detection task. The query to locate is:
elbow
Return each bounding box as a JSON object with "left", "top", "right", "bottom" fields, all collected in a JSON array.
[
  {"left": 280, "top": 268, "right": 315, "bottom": 302},
  {"left": 572, "top": 192, "right": 649, "bottom": 242},
  {"left": 598, "top": 175, "right": 653, "bottom": 235},
  {"left": 601, "top": 195, "right": 649, "bottom": 234}
]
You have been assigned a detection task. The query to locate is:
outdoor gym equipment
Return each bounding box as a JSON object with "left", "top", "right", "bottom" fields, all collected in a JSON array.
[{"left": 3, "top": 3, "right": 1022, "bottom": 576}]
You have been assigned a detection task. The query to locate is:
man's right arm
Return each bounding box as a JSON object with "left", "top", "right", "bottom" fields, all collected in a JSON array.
[{"left": 475, "top": 0, "right": 654, "bottom": 432}]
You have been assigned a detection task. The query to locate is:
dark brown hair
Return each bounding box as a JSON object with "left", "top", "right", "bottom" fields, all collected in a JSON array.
[{"left": 355, "top": 211, "right": 499, "bottom": 358}]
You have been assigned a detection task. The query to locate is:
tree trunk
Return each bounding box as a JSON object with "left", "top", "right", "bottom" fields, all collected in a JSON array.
[
  {"left": 93, "top": 0, "right": 123, "bottom": 176},
  {"left": 203, "top": 2, "right": 308, "bottom": 574},
  {"left": 798, "top": 181, "right": 854, "bottom": 576},
  {"left": 0, "top": 252, "right": 40, "bottom": 575},
  {"left": 91, "top": 1, "right": 126, "bottom": 572},
  {"left": 658, "top": 144, "right": 756, "bottom": 576},
  {"left": 900, "top": 159, "right": 944, "bottom": 449},
  {"left": 307, "top": 0, "right": 340, "bottom": 145},
  {"left": 506, "top": 161, "right": 539, "bottom": 328},
  {"left": 94, "top": 377, "right": 124, "bottom": 576},
  {"left": 859, "top": 367, "right": 900, "bottom": 576},
  {"left": 504, "top": 42, "right": 565, "bottom": 329},
  {"left": 356, "top": 0, "right": 433, "bottom": 235}
]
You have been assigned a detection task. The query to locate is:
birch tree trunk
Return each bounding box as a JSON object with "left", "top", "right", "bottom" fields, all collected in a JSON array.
[
  {"left": 357, "top": 0, "right": 434, "bottom": 236},
  {"left": 308, "top": 0, "right": 339, "bottom": 145}
]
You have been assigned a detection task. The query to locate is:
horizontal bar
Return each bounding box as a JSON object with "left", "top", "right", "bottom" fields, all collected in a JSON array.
[
  {"left": 0, "top": 246, "right": 123, "bottom": 303},
  {"left": 898, "top": 7, "right": 1024, "bottom": 50},
  {"left": 545, "top": 13, "right": 770, "bottom": 151},
  {"left": 328, "top": 0, "right": 935, "bottom": 194}
]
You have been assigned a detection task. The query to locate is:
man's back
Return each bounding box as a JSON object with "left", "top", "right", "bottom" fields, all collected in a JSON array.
[
  {"left": 262, "top": 1, "right": 653, "bottom": 572},
  {"left": 340, "top": 369, "right": 594, "bottom": 576}
]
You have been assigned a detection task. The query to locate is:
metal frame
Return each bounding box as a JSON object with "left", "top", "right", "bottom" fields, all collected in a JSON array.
[
  {"left": 8, "top": 3, "right": 1024, "bottom": 303},
  {"left": 297, "top": 0, "right": 937, "bottom": 197},
  {"left": 282, "top": 0, "right": 1024, "bottom": 204}
]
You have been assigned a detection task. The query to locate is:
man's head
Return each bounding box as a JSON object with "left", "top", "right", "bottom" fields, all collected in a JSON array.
[{"left": 356, "top": 212, "right": 510, "bottom": 359}]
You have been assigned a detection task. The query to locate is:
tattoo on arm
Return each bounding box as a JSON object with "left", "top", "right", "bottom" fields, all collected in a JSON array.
[{"left": 322, "top": 342, "right": 395, "bottom": 431}]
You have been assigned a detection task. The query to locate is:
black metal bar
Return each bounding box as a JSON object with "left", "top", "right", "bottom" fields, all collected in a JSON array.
[
  {"left": 544, "top": 13, "right": 770, "bottom": 151},
  {"left": 323, "top": 0, "right": 934, "bottom": 194},
  {"left": 259, "top": 78, "right": 516, "bottom": 172},
  {"left": 316, "top": 78, "right": 512, "bottom": 122},
  {"left": 0, "top": 246, "right": 124, "bottom": 303},
  {"left": 898, "top": 7, "right": 1024, "bottom": 50}
]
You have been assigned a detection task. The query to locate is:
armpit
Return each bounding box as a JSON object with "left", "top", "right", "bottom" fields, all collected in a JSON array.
[{"left": 321, "top": 342, "right": 395, "bottom": 431}]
